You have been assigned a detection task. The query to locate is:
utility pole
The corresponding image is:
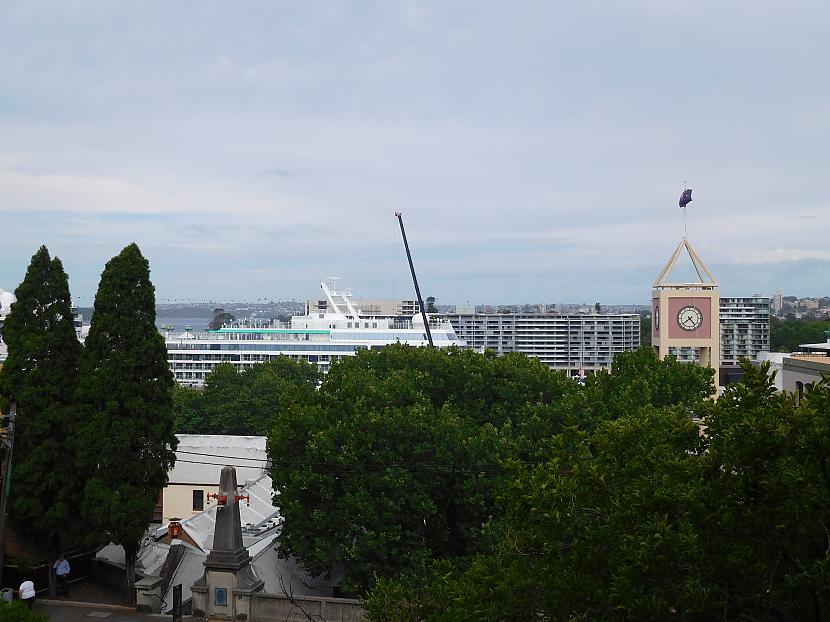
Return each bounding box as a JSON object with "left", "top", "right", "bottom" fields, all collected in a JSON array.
[{"left": 0, "top": 403, "right": 16, "bottom": 587}]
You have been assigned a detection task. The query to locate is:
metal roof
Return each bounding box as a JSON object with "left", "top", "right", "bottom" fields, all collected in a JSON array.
[{"left": 169, "top": 435, "right": 268, "bottom": 486}]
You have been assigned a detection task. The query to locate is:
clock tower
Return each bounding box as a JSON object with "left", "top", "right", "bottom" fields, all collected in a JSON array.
[{"left": 652, "top": 238, "right": 719, "bottom": 378}]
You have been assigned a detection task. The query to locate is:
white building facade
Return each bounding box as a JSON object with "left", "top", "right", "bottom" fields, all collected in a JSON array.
[
  {"left": 719, "top": 296, "right": 771, "bottom": 366},
  {"left": 160, "top": 435, "right": 268, "bottom": 523},
  {"left": 444, "top": 312, "right": 641, "bottom": 377}
]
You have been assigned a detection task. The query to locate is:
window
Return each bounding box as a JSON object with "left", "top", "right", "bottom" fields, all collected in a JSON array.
[
  {"left": 193, "top": 490, "right": 204, "bottom": 511},
  {"left": 214, "top": 588, "right": 228, "bottom": 607}
]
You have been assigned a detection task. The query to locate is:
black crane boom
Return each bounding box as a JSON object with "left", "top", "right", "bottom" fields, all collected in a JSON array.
[{"left": 395, "top": 212, "right": 434, "bottom": 347}]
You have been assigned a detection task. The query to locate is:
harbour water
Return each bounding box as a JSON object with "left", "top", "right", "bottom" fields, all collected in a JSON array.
[{"left": 156, "top": 317, "right": 213, "bottom": 334}]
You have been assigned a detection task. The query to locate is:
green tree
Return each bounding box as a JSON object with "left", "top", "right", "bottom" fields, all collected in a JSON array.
[
  {"left": 75, "top": 243, "right": 177, "bottom": 604},
  {"left": 269, "top": 344, "right": 575, "bottom": 594},
  {"left": 188, "top": 357, "right": 320, "bottom": 435},
  {"left": 570, "top": 347, "right": 713, "bottom": 430},
  {"left": 367, "top": 362, "right": 830, "bottom": 621},
  {"left": 217, "top": 358, "right": 319, "bottom": 435},
  {"left": 639, "top": 314, "right": 652, "bottom": 347},
  {"left": 699, "top": 362, "right": 830, "bottom": 620},
  {"left": 425, "top": 296, "right": 438, "bottom": 314},
  {"left": 171, "top": 384, "right": 206, "bottom": 434},
  {"left": 770, "top": 316, "right": 829, "bottom": 351},
  {"left": 0, "top": 600, "right": 48, "bottom": 622},
  {"left": 367, "top": 408, "right": 710, "bottom": 621},
  {"left": 207, "top": 307, "right": 235, "bottom": 331},
  {"left": 0, "top": 246, "right": 83, "bottom": 589},
  {"left": 199, "top": 362, "right": 244, "bottom": 432}
]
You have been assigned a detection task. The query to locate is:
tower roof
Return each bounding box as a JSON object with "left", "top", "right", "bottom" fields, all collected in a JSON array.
[{"left": 653, "top": 238, "right": 717, "bottom": 288}]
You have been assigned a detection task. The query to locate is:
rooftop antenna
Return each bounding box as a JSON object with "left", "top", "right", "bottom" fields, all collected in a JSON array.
[{"left": 394, "top": 212, "right": 434, "bottom": 347}]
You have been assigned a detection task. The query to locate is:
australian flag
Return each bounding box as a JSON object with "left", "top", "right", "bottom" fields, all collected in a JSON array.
[{"left": 679, "top": 188, "right": 693, "bottom": 208}]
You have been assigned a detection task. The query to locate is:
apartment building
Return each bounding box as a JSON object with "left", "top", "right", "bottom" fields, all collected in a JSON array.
[
  {"left": 444, "top": 312, "right": 641, "bottom": 377},
  {"left": 719, "top": 296, "right": 771, "bottom": 366}
]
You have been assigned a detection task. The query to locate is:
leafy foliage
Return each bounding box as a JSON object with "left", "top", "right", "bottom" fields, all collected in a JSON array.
[
  {"left": 0, "top": 246, "right": 83, "bottom": 556},
  {"left": 0, "top": 601, "right": 48, "bottom": 622},
  {"left": 74, "top": 243, "right": 177, "bottom": 603},
  {"left": 770, "top": 316, "right": 830, "bottom": 351},
  {"left": 367, "top": 361, "right": 830, "bottom": 621},
  {"left": 367, "top": 409, "right": 709, "bottom": 621},
  {"left": 268, "top": 344, "right": 576, "bottom": 594},
  {"left": 172, "top": 357, "right": 320, "bottom": 435},
  {"left": 698, "top": 363, "right": 830, "bottom": 620},
  {"left": 207, "top": 308, "right": 235, "bottom": 331},
  {"left": 639, "top": 314, "right": 651, "bottom": 347},
  {"left": 567, "top": 347, "right": 714, "bottom": 430}
]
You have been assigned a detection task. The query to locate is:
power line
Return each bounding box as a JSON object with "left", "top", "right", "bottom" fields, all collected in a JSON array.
[
  {"left": 175, "top": 457, "right": 545, "bottom": 472},
  {"left": 9, "top": 419, "right": 549, "bottom": 472},
  {"left": 176, "top": 449, "right": 268, "bottom": 462}
]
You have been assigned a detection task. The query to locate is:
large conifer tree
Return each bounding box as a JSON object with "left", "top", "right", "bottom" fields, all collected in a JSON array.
[
  {"left": 75, "top": 243, "right": 176, "bottom": 604},
  {"left": 0, "top": 246, "right": 82, "bottom": 565}
]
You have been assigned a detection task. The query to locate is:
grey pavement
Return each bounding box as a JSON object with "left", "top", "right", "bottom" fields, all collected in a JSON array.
[
  {"left": 25, "top": 578, "right": 194, "bottom": 622},
  {"left": 35, "top": 599, "right": 195, "bottom": 622}
]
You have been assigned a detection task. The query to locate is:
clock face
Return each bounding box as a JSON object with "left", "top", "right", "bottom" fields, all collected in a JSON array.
[
  {"left": 654, "top": 305, "right": 660, "bottom": 331},
  {"left": 676, "top": 305, "right": 703, "bottom": 331}
]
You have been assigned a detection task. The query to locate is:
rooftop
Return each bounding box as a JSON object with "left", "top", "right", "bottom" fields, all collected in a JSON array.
[{"left": 170, "top": 435, "right": 268, "bottom": 486}]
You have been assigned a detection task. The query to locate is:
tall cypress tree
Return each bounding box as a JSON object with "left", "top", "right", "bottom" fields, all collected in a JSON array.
[
  {"left": 75, "top": 243, "right": 176, "bottom": 604},
  {"left": 0, "top": 246, "right": 82, "bottom": 570}
]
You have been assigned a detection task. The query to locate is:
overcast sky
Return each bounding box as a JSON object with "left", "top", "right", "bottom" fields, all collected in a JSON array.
[{"left": 1, "top": 1, "right": 828, "bottom": 306}]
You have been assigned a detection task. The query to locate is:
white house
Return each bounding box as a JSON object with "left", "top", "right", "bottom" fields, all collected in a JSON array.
[{"left": 161, "top": 435, "right": 268, "bottom": 523}]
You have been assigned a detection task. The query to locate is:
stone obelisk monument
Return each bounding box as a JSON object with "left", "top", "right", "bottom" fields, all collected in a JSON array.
[{"left": 191, "top": 466, "right": 264, "bottom": 620}]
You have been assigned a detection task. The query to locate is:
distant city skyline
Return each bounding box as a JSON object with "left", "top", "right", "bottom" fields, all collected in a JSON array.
[{"left": 1, "top": 2, "right": 828, "bottom": 304}]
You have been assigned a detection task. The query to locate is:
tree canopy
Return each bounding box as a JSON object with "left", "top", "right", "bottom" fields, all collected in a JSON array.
[
  {"left": 268, "top": 345, "right": 713, "bottom": 596},
  {"left": 172, "top": 357, "right": 320, "bottom": 435},
  {"left": 366, "top": 361, "right": 830, "bottom": 621},
  {"left": 571, "top": 346, "right": 714, "bottom": 429},
  {"left": 367, "top": 407, "right": 708, "bottom": 621},
  {"left": 0, "top": 600, "right": 48, "bottom": 622},
  {"left": 74, "top": 243, "right": 177, "bottom": 604},
  {"left": 639, "top": 314, "right": 652, "bottom": 347},
  {"left": 207, "top": 307, "right": 236, "bottom": 331},
  {"left": 0, "top": 246, "right": 83, "bottom": 558},
  {"left": 771, "top": 316, "right": 830, "bottom": 351}
]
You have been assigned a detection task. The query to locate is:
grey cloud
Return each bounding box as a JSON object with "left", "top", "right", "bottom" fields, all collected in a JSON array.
[
  {"left": 0, "top": 2, "right": 828, "bottom": 303},
  {"left": 257, "top": 169, "right": 297, "bottom": 179}
]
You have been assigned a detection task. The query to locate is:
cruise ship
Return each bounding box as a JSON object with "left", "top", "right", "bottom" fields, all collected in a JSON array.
[{"left": 166, "top": 281, "right": 464, "bottom": 386}]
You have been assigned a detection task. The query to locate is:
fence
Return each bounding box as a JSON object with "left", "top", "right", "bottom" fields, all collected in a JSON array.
[{"left": 250, "top": 592, "right": 365, "bottom": 622}]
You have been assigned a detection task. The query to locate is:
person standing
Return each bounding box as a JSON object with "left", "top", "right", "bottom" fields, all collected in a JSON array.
[
  {"left": 53, "top": 554, "right": 70, "bottom": 597},
  {"left": 18, "top": 579, "right": 35, "bottom": 609}
]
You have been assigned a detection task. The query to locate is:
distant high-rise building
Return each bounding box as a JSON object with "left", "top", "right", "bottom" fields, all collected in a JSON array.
[
  {"left": 719, "top": 296, "right": 771, "bottom": 366},
  {"left": 773, "top": 290, "right": 783, "bottom": 314},
  {"left": 443, "top": 311, "right": 640, "bottom": 377}
]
